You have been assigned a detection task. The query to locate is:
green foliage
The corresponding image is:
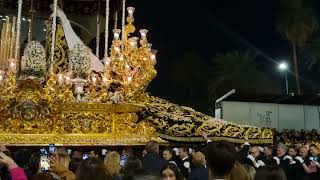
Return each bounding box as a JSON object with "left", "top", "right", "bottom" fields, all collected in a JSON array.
[
  {"left": 302, "top": 38, "right": 320, "bottom": 70},
  {"left": 277, "top": 0, "right": 318, "bottom": 47}
]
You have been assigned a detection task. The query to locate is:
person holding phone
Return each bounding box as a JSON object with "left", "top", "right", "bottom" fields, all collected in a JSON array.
[
  {"left": 0, "top": 152, "right": 27, "bottom": 180},
  {"left": 39, "top": 149, "right": 50, "bottom": 172},
  {"left": 48, "top": 152, "right": 75, "bottom": 180}
]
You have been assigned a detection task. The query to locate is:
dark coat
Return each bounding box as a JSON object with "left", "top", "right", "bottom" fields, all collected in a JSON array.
[
  {"left": 141, "top": 154, "right": 167, "bottom": 176},
  {"left": 188, "top": 165, "right": 209, "bottom": 180},
  {"left": 261, "top": 155, "right": 278, "bottom": 166},
  {"left": 176, "top": 157, "right": 191, "bottom": 178}
]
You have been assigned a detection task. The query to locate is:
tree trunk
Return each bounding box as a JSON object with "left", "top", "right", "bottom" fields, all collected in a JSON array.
[{"left": 292, "top": 42, "right": 301, "bottom": 94}]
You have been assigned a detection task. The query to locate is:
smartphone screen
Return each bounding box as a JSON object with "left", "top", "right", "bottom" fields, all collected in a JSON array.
[
  {"left": 83, "top": 153, "right": 89, "bottom": 160},
  {"left": 40, "top": 149, "right": 50, "bottom": 172},
  {"left": 48, "top": 144, "right": 55, "bottom": 155},
  {"left": 120, "top": 155, "right": 127, "bottom": 166}
]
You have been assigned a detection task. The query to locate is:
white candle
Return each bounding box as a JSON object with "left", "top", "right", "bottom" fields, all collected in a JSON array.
[
  {"left": 57, "top": 74, "right": 64, "bottom": 85},
  {"left": 127, "top": 7, "right": 135, "bottom": 17},
  {"left": 92, "top": 76, "right": 97, "bottom": 85}
]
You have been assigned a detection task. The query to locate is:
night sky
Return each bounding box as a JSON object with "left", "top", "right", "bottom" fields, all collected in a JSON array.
[{"left": 125, "top": 1, "right": 320, "bottom": 104}]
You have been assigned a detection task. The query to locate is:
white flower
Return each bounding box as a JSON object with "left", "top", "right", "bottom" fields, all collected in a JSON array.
[
  {"left": 23, "top": 41, "right": 46, "bottom": 74},
  {"left": 183, "top": 161, "right": 190, "bottom": 168},
  {"left": 69, "top": 43, "right": 91, "bottom": 78},
  {"left": 108, "top": 91, "right": 124, "bottom": 104}
]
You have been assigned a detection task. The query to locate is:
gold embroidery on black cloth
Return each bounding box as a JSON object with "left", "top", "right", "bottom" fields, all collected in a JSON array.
[
  {"left": 47, "top": 17, "right": 69, "bottom": 73},
  {"left": 139, "top": 96, "right": 273, "bottom": 144}
]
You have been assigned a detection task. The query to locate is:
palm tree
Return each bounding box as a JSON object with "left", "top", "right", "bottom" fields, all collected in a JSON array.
[
  {"left": 277, "top": 0, "right": 319, "bottom": 94},
  {"left": 208, "top": 51, "right": 280, "bottom": 101},
  {"left": 301, "top": 37, "right": 320, "bottom": 71}
]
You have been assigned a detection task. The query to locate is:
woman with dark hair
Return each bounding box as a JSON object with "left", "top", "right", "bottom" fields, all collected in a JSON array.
[
  {"left": 76, "top": 157, "right": 111, "bottom": 180},
  {"left": 160, "top": 162, "right": 185, "bottom": 180},
  {"left": 254, "top": 166, "right": 287, "bottom": 180}
]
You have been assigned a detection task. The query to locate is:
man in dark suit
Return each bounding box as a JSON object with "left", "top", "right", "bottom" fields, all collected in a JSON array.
[
  {"left": 261, "top": 145, "right": 278, "bottom": 166},
  {"left": 141, "top": 141, "right": 167, "bottom": 176},
  {"left": 276, "top": 144, "right": 297, "bottom": 180},
  {"left": 177, "top": 147, "right": 191, "bottom": 178},
  {"left": 162, "top": 148, "right": 173, "bottom": 161}
]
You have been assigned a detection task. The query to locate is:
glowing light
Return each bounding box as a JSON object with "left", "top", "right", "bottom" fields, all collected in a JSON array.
[
  {"left": 140, "top": 29, "right": 148, "bottom": 38},
  {"left": 127, "top": 7, "right": 135, "bottom": 16},
  {"left": 278, "top": 62, "right": 288, "bottom": 71}
]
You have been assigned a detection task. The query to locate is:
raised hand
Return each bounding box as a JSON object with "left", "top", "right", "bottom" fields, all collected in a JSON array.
[{"left": 0, "top": 152, "right": 16, "bottom": 168}]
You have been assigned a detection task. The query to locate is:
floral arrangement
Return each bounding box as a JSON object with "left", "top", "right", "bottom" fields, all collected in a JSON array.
[
  {"left": 68, "top": 43, "right": 91, "bottom": 78},
  {"left": 108, "top": 91, "right": 124, "bottom": 104},
  {"left": 22, "top": 41, "right": 46, "bottom": 77}
]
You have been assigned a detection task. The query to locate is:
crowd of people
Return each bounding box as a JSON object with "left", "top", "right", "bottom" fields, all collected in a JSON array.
[
  {"left": 273, "top": 129, "right": 320, "bottom": 146},
  {"left": 0, "top": 131, "right": 319, "bottom": 180}
]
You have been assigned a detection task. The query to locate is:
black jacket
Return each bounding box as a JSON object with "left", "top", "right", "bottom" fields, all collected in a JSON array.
[
  {"left": 278, "top": 155, "right": 295, "bottom": 180},
  {"left": 188, "top": 165, "right": 209, "bottom": 180},
  {"left": 141, "top": 154, "right": 167, "bottom": 176},
  {"left": 177, "top": 157, "right": 191, "bottom": 178},
  {"left": 261, "top": 155, "right": 278, "bottom": 167}
]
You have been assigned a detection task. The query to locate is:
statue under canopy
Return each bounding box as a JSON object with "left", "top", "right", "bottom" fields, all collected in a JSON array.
[{"left": 46, "top": 5, "right": 104, "bottom": 74}]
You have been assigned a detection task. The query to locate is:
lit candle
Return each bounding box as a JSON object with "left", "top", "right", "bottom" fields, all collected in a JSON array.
[
  {"left": 0, "top": 70, "right": 4, "bottom": 85},
  {"left": 113, "top": 29, "right": 121, "bottom": 40},
  {"left": 150, "top": 53, "right": 156, "bottom": 61},
  {"left": 127, "top": 7, "right": 135, "bottom": 17},
  {"left": 151, "top": 50, "right": 158, "bottom": 64},
  {"left": 127, "top": 76, "right": 132, "bottom": 83},
  {"left": 65, "top": 76, "right": 71, "bottom": 85},
  {"left": 114, "top": 46, "right": 120, "bottom": 52},
  {"left": 8, "top": 59, "right": 16, "bottom": 72},
  {"left": 102, "top": 76, "right": 108, "bottom": 86},
  {"left": 139, "top": 29, "right": 148, "bottom": 38},
  {"left": 91, "top": 76, "right": 97, "bottom": 85},
  {"left": 105, "top": 57, "right": 110, "bottom": 68},
  {"left": 57, "top": 73, "right": 64, "bottom": 85},
  {"left": 129, "top": 37, "right": 138, "bottom": 48},
  {"left": 147, "top": 43, "right": 152, "bottom": 50}
]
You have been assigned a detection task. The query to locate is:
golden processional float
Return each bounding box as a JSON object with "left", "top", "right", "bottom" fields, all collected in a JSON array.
[{"left": 0, "top": 0, "right": 272, "bottom": 146}]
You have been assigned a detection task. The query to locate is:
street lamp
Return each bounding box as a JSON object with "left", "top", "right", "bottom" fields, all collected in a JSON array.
[{"left": 278, "top": 62, "right": 289, "bottom": 95}]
